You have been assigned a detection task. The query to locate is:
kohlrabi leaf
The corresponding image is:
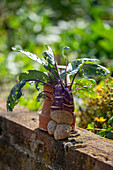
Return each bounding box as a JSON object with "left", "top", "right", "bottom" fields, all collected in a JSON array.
[
  {"left": 7, "top": 80, "right": 26, "bottom": 112},
  {"left": 12, "top": 47, "right": 44, "bottom": 64},
  {"left": 75, "top": 78, "right": 96, "bottom": 90},
  {"left": 60, "top": 68, "right": 66, "bottom": 80},
  {"left": 42, "top": 46, "right": 59, "bottom": 81},
  {"left": 73, "top": 88, "right": 97, "bottom": 98},
  {"left": 64, "top": 60, "right": 82, "bottom": 76},
  {"left": 35, "top": 82, "right": 40, "bottom": 91},
  {"left": 62, "top": 46, "right": 70, "bottom": 57},
  {"left": 77, "top": 58, "right": 99, "bottom": 64},
  {"left": 62, "top": 46, "right": 70, "bottom": 85},
  {"left": 19, "top": 70, "right": 55, "bottom": 88},
  {"left": 62, "top": 58, "right": 99, "bottom": 76},
  {"left": 82, "top": 64, "right": 110, "bottom": 77},
  {"left": 42, "top": 46, "right": 55, "bottom": 65},
  {"left": 37, "top": 92, "right": 47, "bottom": 102},
  {"left": 19, "top": 70, "right": 49, "bottom": 81},
  {"left": 61, "top": 58, "right": 109, "bottom": 83},
  {"left": 72, "top": 78, "right": 97, "bottom": 98}
]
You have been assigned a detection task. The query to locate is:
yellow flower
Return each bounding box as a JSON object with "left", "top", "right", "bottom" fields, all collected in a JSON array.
[{"left": 95, "top": 117, "right": 107, "bottom": 122}]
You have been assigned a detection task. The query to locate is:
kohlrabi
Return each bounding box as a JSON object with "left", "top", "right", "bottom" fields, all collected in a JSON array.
[
  {"left": 7, "top": 46, "right": 110, "bottom": 113},
  {"left": 6, "top": 46, "right": 110, "bottom": 139}
]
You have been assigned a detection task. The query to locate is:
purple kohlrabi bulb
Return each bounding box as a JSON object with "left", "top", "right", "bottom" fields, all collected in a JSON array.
[{"left": 51, "top": 84, "right": 74, "bottom": 114}]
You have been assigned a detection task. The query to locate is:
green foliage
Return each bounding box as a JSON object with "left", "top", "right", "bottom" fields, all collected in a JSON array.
[
  {"left": 1, "top": 1, "right": 113, "bottom": 95},
  {"left": 82, "top": 64, "right": 110, "bottom": 77},
  {"left": 108, "top": 116, "right": 113, "bottom": 126},
  {"left": 7, "top": 80, "right": 26, "bottom": 111},
  {"left": 42, "top": 46, "right": 55, "bottom": 65},
  {"left": 19, "top": 86, "right": 42, "bottom": 111},
  {"left": 0, "top": 0, "right": 113, "bottom": 140},
  {"left": 19, "top": 70, "right": 49, "bottom": 81},
  {"left": 7, "top": 46, "right": 109, "bottom": 111},
  {"left": 62, "top": 58, "right": 103, "bottom": 76},
  {"left": 73, "top": 78, "right": 97, "bottom": 98},
  {"left": 12, "top": 47, "right": 44, "bottom": 64},
  {"left": 76, "top": 78, "right": 96, "bottom": 90},
  {"left": 77, "top": 77, "right": 113, "bottom": 139},
  {"left": 37, "top": 92, "right": 49, "bottom": 102}
]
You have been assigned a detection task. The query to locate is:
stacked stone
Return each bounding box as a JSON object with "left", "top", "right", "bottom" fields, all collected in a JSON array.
[{"left": 47, "top": 110, "right": 74, "bottom": 140}]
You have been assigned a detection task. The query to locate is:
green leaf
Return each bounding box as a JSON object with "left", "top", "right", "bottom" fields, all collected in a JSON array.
[
  {"left": 82, "top": 64, "right": 110, "bottom": 77},
  {"left": 19, "top": 70, "right": 49, "bottom": 81},
  {"left": 64, "top": 60, "right": 82, "bottom": 76},
  {"left": 45, "top": 63, "right": 57, "bottom": 74},
  {"left": 76, "top": 78, "right": 96, "bottom": 90},
  {"left": 61, "top": 58, "right": 99, "bottom": 77},
  {"left": 72, "top": 78, "right": 97, "bottom": 98},
  {"left": 37, "top": 92, "right": 47, "bottom": 102},
  {"left": 62, "top": 46, "right": 70, "bottom": 57},
  {"left": 35, "top": 82, "right": 40, "bottom": 91},
  {"left": 98, "top": 130, "right": 106, "bottom": 137},
  {"left": 108, "top": 116, "right": 113, "bottom": 125},
  {"left": 42, "top": 46, "right": 59, "bottom": 81},
  {"left": 106, "top": 131, "right": 113, "bottom": 140},
  {"left": 73, "top": 88, "right": 97, "bottom": 98},
  {"left": 7, "top": 80, "right": 26, "bottom": 112},
  {"left": 77, "top": 58, "right": 99, "bottom": 64},
  {"left": 12, "top": 47, "right": 43, "bottom": 64},
  {"left": 87, "top": 122, "right": 94, "bottom": 131},
  {"left": 42, "top": 46, "right": 55, "bottom": 65}
]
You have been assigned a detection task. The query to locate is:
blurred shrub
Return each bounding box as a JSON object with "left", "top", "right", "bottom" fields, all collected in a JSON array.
[
  {"left": 77, "top": 76, "right": 113, "bottom": 139},
  {"left": 0, "top": 0, "right": 113, "bottom": 115},
  {"left": 19, "top": 82, "right": 43, "bottom": 111}
]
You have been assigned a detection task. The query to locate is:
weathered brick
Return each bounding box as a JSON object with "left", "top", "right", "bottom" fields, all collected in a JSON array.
[{"left": 0, "top": 98, "right": 113, "bottom": 170}]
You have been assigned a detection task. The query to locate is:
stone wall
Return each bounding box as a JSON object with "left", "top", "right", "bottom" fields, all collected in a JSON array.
[{"left": 0, "top": 98, "right": 113, "bottom": 170}]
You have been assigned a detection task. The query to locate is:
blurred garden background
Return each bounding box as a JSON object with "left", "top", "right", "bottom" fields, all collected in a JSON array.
[{"left": 0, "top": 0, "right": 113, "bottom": 139}]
